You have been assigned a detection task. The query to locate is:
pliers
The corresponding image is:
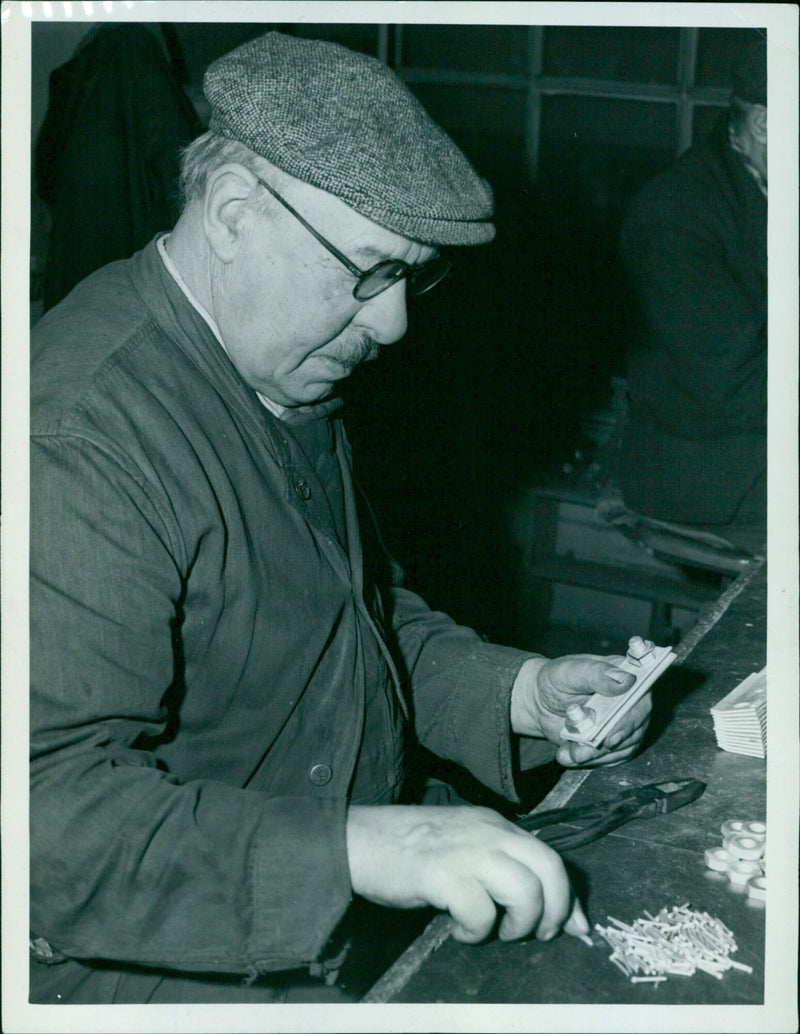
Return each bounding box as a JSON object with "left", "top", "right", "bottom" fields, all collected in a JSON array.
[{"left": 516, "top": 777, "right": 706, "bottom": 851}]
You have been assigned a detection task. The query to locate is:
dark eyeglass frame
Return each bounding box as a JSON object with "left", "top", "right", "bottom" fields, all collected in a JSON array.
[{"left": 255, "top": 176, "right": 451, "bottom": 302}]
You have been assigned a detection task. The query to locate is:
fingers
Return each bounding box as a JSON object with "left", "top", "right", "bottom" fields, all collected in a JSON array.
[
  {"left": 605, "top": 695, "right": 652, "bottom": 745},
  {"left": 556, "top": 740, "right": 606, "bottom": 767},
  {"left": 558, "top": 736, "right": 641, "bottom": 767},
  {"left": 555, "top": 693, "right": 652, "bottom": 766},
  {"left": 447, "top": 855, "right": 545, "bottom": 943},
  {"left": 530, "top": 657, "right": 632, "bottom": 741},
  {"left": 576, "top": 744, "right": 638, "bottom": 767},
  {"left": 440, "top": 826, "right": 573, "bottom": 945},
  {"left": 564, "top": 898, "right": 593, "bottom": 943},
  {"left": 347, "top": 804, "right": 584, "bottom": 949},
  {"left": 493, "top": 858, "right": 546, "bottom": 942},
  {"left": 501, "top": 834, "right": 572, "bottom": 941},
  {"left": 448, "top": 876, "right": 507, "bottom": 944},
  {"left": 542, "top": 655, "right": 637, "bottom": 710}
]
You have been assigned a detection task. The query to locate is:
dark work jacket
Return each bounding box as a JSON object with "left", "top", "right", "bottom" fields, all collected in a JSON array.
[
  {"left": 29, "top": 238, "right": 552, "bottom": 998},
  {"left": 617, "top": 116, "right": 767, "bottom": 525}
]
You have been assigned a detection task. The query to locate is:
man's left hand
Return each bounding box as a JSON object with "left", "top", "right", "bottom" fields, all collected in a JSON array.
[{"left": 510, "top": 653, "right": 652, "bottom": 767}]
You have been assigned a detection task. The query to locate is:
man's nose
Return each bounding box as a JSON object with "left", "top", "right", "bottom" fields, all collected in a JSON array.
[{"left": 359, "top": 280, "right": 408, "bottom": 344}]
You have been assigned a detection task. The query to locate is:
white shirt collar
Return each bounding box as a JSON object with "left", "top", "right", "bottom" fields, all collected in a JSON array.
[{"left": 156, "top": 234, "right": 286, "bottom": 418}]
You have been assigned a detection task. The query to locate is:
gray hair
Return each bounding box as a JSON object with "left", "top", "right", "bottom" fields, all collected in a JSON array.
[{"left": 178, "top": 131, "right": 276, "bottom": 212}]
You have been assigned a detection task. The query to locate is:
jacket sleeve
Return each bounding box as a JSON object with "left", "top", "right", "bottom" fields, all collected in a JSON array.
[
  {"left": 620, "top": 183, "right": 766, "bottom": 433},
  {"left": 30, "top": 434, "right": 352, "bottom": 975},
  {"left": 386, "top": 585, "right": 557, "bottom": 802}
]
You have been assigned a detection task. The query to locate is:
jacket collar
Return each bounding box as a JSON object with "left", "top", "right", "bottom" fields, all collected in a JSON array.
[{"left": 129, "top": 236, "right": 344, "bottom": 436}]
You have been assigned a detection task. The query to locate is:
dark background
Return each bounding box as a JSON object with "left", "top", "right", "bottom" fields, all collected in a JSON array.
[{"left": 29, "top": 21, "right": 758, "bottom": 650}]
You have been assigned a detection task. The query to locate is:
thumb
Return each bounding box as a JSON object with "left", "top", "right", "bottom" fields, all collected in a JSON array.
[
  {"left": 556, "top": 740, "right": 604, "bottom": 766},
  {"left": 595, "top": 662, "right": 636, "bottom": 698}
]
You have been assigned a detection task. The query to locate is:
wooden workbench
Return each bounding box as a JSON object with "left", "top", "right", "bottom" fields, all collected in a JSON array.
[{"left": 364, "top": 559, "right": 768, "bottom": 1006}]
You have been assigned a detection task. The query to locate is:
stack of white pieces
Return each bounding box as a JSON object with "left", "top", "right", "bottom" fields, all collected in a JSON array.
[{"left": 710, "top": 668, "right": 766, "bottom": 758}]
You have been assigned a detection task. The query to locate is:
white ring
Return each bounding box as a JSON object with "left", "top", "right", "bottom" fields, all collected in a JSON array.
[
  {"left": 727, "top": 858, "right": 762, "bottom": 884},
  {"left": 704, "top": 847, "right": 732, "bottom": 872},
  {"left": 720, "top": 819, "right": 747, "bottom": 838},
  {"left": 747, "top": 875, "right": 767, "bottom": 901},
  {"left": 724, "top": 834, "right": 765, "bottom": 860}
]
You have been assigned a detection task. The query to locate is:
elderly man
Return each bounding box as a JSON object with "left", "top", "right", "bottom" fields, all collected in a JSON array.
[
  {"left": 615, "top": 36, "right": 767, "bottom": 555},
  {"left": 30, "top": 32, "right": 650, "bottom": 1004}
]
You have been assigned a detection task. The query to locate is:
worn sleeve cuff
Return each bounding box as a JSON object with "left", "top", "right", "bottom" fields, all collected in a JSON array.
[
  {"left": 419, "top": 642, "right": 556, "bottom": 804},
  {"left": 247, "top": 796, "right": 352, "bottom": 973}
]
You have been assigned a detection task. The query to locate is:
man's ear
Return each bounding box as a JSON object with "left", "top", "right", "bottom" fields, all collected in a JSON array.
[
  {"left": 203, "top": 164, "right": 259, "bottom": 263},
  {"left": 749, "top": 104, "right": 767, "bottom": 145}
]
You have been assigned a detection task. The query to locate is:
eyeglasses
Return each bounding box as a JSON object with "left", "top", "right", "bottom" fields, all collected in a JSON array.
[{"left": 256, "top": 176, "right": 452, "bottom": 302}]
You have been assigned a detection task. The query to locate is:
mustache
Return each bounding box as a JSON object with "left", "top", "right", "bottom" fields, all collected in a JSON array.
[{"left": 329, "top": 333, "right": 381, "bottom": 367}]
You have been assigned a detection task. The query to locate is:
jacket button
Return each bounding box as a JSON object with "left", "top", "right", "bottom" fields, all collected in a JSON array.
[
  {"left": 293, "top": 475, "right": 312, "bottom": 501},
  {"left": 309, "top": 763, "right": 332, "bottom": 786}
]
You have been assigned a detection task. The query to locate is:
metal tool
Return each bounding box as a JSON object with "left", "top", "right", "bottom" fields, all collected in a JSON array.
[{"left": 517, "top": 777, "right": 706, "bottom": 850}]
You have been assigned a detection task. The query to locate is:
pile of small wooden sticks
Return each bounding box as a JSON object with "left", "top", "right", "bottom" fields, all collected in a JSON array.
[{"left": 594, "top": 903, "right": 753, "bottom": 982}]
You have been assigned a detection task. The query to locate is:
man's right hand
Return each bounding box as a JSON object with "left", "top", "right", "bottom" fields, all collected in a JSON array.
[{"left": 345, "top": 804, "right": 590, "bottom": 945}]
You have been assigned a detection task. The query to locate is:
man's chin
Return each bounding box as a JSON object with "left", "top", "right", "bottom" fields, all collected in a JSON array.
[
  {"left": 303, "top": 356, "right": 359, "bottom": 390},
  {"left": 283, "top": 376, "right": 344, "bottom": 408},
  {"left": 279, "top": 353, "right": 377, "bottom": 406}
]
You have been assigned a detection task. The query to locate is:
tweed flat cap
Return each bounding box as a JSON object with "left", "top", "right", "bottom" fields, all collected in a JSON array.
[{"left": 203, "top": 31, "right": 495, "bottom": 246}]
